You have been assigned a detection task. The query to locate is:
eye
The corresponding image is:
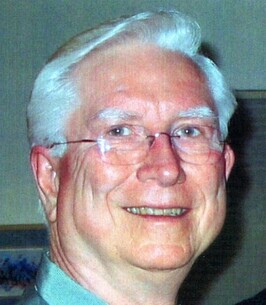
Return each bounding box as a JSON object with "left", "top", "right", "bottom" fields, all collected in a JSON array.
[
  {"left": 175, "top": 126, "right": 201, "bottom": 138},
  {"left": 107, "top": 125, "right": 133, "bottom": 137}
]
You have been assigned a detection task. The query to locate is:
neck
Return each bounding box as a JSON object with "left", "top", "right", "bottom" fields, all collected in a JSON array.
[
  {"left": 50, "top": 249, "right": 191, "bottom": 304},
  {"left": 49, "top": 226, "right": 192, "bottom": 305}
]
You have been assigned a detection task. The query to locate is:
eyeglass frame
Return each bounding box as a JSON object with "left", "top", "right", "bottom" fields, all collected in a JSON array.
[{"left": 46, "top": 123, "right": 226, "bottom": 165}]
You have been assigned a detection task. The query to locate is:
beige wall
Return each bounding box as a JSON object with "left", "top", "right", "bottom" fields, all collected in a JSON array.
[{"left": 1, "top": 1, "right": 265, "bottom": 304}]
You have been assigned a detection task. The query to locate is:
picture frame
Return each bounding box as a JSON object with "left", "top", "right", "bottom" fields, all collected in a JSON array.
[{"left": 0, "top": 225, "right": 48, "bottom": 304}]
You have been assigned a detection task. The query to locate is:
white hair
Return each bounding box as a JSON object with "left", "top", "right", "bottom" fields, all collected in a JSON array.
[{"left": 27, "top": 10, "right": 237, "bottom": 156}]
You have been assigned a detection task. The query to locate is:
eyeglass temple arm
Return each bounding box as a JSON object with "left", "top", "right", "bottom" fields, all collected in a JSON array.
[{"left": 47, "top": 139, "right": 97, "bottom": 149}]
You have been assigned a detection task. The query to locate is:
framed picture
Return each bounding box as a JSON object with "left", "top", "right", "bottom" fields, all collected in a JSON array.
[
  {"left": 0, "top": 248, "right": 42, "bottom": 296},
  {"left": 0, "top": 225, "right": 48, "bottom": 304}
]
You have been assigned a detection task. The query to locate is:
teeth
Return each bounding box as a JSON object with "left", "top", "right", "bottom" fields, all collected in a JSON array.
[{"left": 126, "top": 207, "right": 186, "bottom": 216}]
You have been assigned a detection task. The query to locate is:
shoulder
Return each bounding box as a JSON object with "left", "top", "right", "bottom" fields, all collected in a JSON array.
[
  {"left": 235, "top": 289, "right": 266, "bottom": 305},
  {"left": 15, "top": 285, "right": 47, "bottom": 305}
]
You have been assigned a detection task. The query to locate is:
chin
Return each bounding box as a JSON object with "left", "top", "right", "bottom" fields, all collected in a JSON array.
[{"left": 130, "top": 244, "right": 195, "bottom": 272}]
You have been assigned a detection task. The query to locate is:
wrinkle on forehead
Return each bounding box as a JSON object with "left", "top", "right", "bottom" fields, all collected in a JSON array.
[{"left": 72, "top": 43, "right": 216, "bottom": 129}]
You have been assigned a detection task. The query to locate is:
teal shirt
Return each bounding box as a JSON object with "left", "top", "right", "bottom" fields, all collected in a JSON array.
[{"left": 16, "top": 253, "right": 108, "bottom": 305}]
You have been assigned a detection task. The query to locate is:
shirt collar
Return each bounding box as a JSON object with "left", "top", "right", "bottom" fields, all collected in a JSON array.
[{"left": 36, "top": 252, "right": 108, "bottom": 305}]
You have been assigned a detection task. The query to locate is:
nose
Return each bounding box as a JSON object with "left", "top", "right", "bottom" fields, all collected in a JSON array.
[{"left": 136, "top": 133, "right": 186, "bottom": 187}]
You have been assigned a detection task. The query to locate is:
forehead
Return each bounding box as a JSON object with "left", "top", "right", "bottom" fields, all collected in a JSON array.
[{"left": 71, "top": 42, "right": 215, "bottom": 123}]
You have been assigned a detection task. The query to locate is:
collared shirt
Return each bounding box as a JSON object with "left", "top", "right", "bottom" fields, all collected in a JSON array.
[{"left": 16, "top": 252, "right": 109, "bottom": 305}]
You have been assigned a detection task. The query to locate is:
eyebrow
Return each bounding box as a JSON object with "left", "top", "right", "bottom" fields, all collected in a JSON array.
[
  {"left": 90, "top": 106, "right": 217, "bottom": 123},
  {"left": 91, "top": 108, "right": 142, "bottom": 121},
  {"left": 177, "top": 106, "right": 217, "bottom": 119}
]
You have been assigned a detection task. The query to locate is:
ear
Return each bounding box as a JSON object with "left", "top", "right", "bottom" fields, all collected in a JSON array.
[
  {"left": 223, "top": 144, "right": 235, "bottom": 181},
  {"left": 30, "top": 146, "right": 60, "bottom": 223}
]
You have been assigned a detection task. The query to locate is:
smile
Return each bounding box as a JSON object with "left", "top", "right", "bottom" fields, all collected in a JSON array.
[{"left": 126, "top": 207, "right": 187, "bottom": 216}]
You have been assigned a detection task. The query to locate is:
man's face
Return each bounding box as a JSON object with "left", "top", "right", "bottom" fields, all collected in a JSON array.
[{"left": 49, "top": 43, "right": 234, "bottom": 273}]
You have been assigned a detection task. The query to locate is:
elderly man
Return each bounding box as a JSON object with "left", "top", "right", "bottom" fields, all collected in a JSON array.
[{"left": 20, "top": 10, "right": 236, "bottom": 305}]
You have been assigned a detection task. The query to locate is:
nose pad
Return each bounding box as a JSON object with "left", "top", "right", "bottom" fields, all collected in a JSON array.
[{"left": 136, "top": 133, "right": 186, "bottom": 186}]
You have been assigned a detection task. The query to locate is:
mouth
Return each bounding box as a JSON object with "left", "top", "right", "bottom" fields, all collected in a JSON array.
[{"left": 126, "top": 207, "right": 187, "bottom": 217}]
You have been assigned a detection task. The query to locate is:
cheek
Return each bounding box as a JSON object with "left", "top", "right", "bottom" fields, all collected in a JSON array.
[
  {"left": 191, "top": 163, "right": 227, "bottom": 252},
  {"left": 57, "top": 151, "right": 135, "bottom": 231},
  {"left": 59, "top": 150, "right": 134, "bottom": 197},
  {"left": 56, "top": 153, "right": 135, "bottom": 248},
  {"left": 199, "top": 188, "right": 227, "bottom": 249},
  {"left": 87, "top": 161, "right": 135, "bottom": 198},
  {"left": 192, "top": 161, "right": 225, "bottom": 196}
]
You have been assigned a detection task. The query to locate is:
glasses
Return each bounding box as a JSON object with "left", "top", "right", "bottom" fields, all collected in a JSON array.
[{"left": 48, "top": 123, "right": 225, "bottom": 165}]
